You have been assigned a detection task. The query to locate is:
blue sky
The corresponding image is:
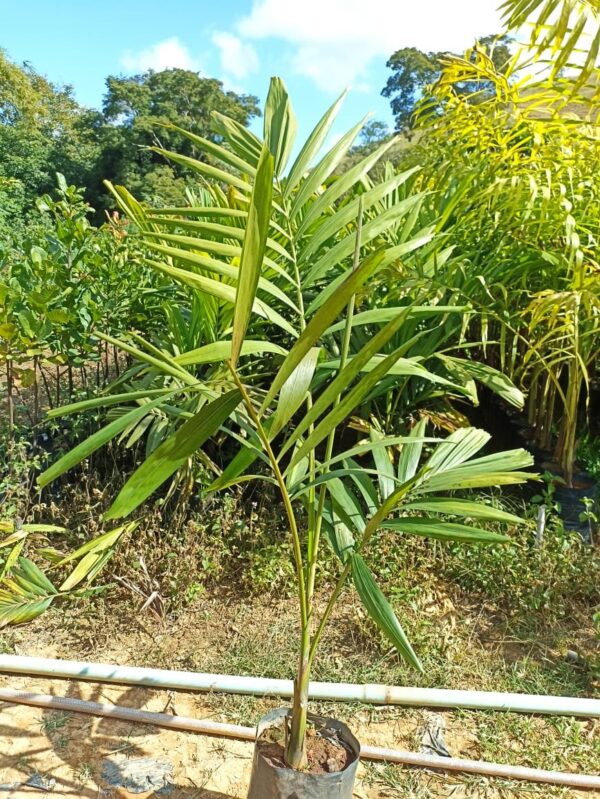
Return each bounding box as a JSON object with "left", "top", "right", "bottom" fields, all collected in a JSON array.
[{"left": 2, "top": 0, "right": 506, "bottom": 141}]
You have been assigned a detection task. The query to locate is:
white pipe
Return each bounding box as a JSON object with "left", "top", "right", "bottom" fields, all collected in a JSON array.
[
  {"left": 1, "top": 655, "right": 598, "bottom": 718},
  {"left": 1, "top": 688, "right": 599, "bottom": 791}
]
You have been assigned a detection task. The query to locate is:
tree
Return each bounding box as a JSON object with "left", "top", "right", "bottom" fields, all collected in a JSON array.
[
  {"left": 0, "top": 49, "right": 101, "bottom": 232},
  {"left": 95, "top": 69, "right": 260, "bottom": 207},
  {"left": 382, "top": 35, "right": 512, "bottom": 130},
  {"left": 0, "top": 52, "right": 262, "bottom": 223}
]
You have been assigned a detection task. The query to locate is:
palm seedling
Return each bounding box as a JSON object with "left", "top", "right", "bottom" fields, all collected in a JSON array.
[{"left": 34, "top": 80, "right": 534, "bottom": 783}]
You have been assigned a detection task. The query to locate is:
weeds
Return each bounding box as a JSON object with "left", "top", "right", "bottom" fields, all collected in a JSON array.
[{"left": 40, "top": 712, "right": 69, "bottom": 735}]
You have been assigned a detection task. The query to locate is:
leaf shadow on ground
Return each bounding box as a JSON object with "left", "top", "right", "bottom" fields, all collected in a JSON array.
[{"left": 0, "top": 678, "right": 239, "bottom": 798}]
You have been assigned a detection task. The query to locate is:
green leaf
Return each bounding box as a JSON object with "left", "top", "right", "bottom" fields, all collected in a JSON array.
[
  {"left": 145, "top": 259, "right": 297, "bottom": 337},
  {"left": 325, "top": 305, "right": 462, "bottom": 335},
  {"left": 285, "top": 89, "right": 346, "bottom": 195},
  {"left": 300, "top": 188, "right": 425, "bottom": 268},
  {"left": 397, "top": 420, "right": 428, "bottom": 483},
  {"left": 97, "top": 331, "right": 197, "bottom": 385},
  {"left": 270, "top": 348, "right": 321, "bottom": 438},
  {"left": 420, "top": 447, "right": 535, "bottom": 494},
  {"left": 1, "top": 541, "right": 24, "bottom": 579},
  {"left": 304, "top": 199, "right": 425, "bottom": 287},
  {"left": 146, "top": 215, "right": 293, "bottom": 264},
  {"left": 105, "top": 390, "right": 242, "bottom": 519},
  {"left": 437, "top": 356, "right": 525, "bottom": 409},
  {"left": 381, "top": 517, "right": 510, "bottom": 543},
  {"left": 142, "top": 238, "right": 296, "bottom": 312},
  {"left": 327, "top": 478, "right": 366, "bottom": 534},
  {"left": 318, "top": 435, "right": 439, "bottom": 472},
  {"left": 13, "top": 561, "right": 53, "bottom": 593},
  {"left": 288, "top": 345, "right": 424, "bottom": 469},
  {"left": 321, "top": 501, "right": 356, "bottom": 563},
  {"left": 289, "top": 116, "right": 369, "bottom": 219},
  {"left": 38, "top": 398, "right": 165, "bottom": 488},
  {"left": 263, "top": 77, "right": 297, "bottom": 177},
  {"left": 402, "top": 497, "right": 525, "bottom": 524},
  {"left": 0, "top": 558, "right": 59, "bottom": 628},
  {"left": 320, "top": 355, "right": 454, "bottom": 384},
  {"left": 175, "top": 340, "right": 286, "bottom": 367},
  {"left": 212, "top": 110, "right": 263, "bottom": 167},
  {"left": 158, "top": 122, "right": 256, "bottom": 176},
  {"left": 281, "top": 305, "right": 424, "bottom": 461},
  {"left": 370, "top": 428, "right": 395, "bottom": 500},
  {"left": 424, "top": 427, "right": 490, "bottom": 474},
  {"left": 47, "top": 389, "right": 174, "bottom": 418},
  {"left": 56, "top": 524, "right": 135, "bottom": 567},
  {"left": 232, "top": 145, "right": 274, "bottom": 366},
  {"left": 151, "top": 147, "right": 252, "bottom": 193},
  {"left": 262, "top": 248, "right": 387, "bottom": 411},
  {"left": 59, "top": 552, "right": 102, "bottom": 592},
  {"left": 351, "top": 554, "right": 422, "bottom": 671},
  {"left": 0, "top": 593, "right": 55, "bottom": 627},
  {"left": 307, "top": 228, "right": 434, "bottom": 311}
]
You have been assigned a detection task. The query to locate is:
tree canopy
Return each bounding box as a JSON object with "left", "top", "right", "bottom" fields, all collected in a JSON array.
[
  {"left": 0, "top": 49, "right": 101, "bottom": 235},
  {"left": 97, "top": 69, "right": 260, "bottom": 206},
  {"left": 0, "top": 52, "right": 261, "bottom": 229},
  {"left": 382, "top": 35, "right": 512, "bottom": 130}
]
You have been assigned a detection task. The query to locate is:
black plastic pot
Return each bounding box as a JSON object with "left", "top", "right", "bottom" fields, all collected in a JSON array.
[
  {"left": 553, "top": 470, "right": 598, "bottom": 542},
  {"left": 247, "top": 708, "right": 360, "bottom": 799}
]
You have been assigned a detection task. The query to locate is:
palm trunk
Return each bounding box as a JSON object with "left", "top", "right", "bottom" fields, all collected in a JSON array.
[
  {"left": 540, "top": 377, "right": 557, "bottom": 452},
  {"left": 286, "top": 627, "right": 310, "bottom": 769},
  {"left": 556, "top": 361, "right": 580, "bottom": 487}
]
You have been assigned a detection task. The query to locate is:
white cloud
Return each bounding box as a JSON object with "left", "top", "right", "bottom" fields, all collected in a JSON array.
[
  {"left": 238, "top": 0, "right": 504, "bottom": 91},
  {"left": 121, "top": 37, "right": 200, "bottom": 73},
  {"left": 212, "top": 32, "right": 259, "bottom": 79}
]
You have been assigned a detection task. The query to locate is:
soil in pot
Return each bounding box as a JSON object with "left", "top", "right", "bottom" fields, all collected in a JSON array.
[
  {"left": 247, "top": 708, "right": 360, "bottom": 798},
  {"left": 258, "top": 724, "right": 353, "bottom": 774}
]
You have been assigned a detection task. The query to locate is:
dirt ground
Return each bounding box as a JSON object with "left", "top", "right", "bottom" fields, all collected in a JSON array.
[
  {"left": 5, "top": 673, "right": 589, "bottom": 799},
  {"left": 0, "top": 590, "right": 598, "bottom": 798}
]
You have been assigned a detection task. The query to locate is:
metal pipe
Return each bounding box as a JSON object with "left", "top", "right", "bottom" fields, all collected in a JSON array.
[
  {"left": 1, "top": 688, "right": 598, "bottom": 791},
  {"left": 0, "top": 655, "right": 598, "bottom": 718}
]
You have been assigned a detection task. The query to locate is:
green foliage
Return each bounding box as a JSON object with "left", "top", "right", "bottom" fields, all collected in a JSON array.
[
  {"left": 0, "top": 49, "right": 101, "bottom": 229},
  {"left": 392, "top": 46, "right": 600, "bottom": 485},
  {"left": 3, "top": 2, "right": 598, "bottom": 770},
  {"left": 0, "top": 521, "right": 137, "bottom": 627},
  {"left": 578, "top": 435, "right": 600, "bottom": 480},
  {"left": 97, "top": 68, "right": 260, "bottom": 208},
  {"left": 441, "top": 518, "right": 600, "bottom": 613},
  {"left": 0, "top": 174, "right": 164, "bottom": 432},
  {"left": 382, "top": 35, "right": 512, "bottom": 129},
  {"left": 501, "top": 0, "right": 600, "bottom": 101},
  {"left": 0, "top": 50, "right": 261, "bottom": 219}
]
